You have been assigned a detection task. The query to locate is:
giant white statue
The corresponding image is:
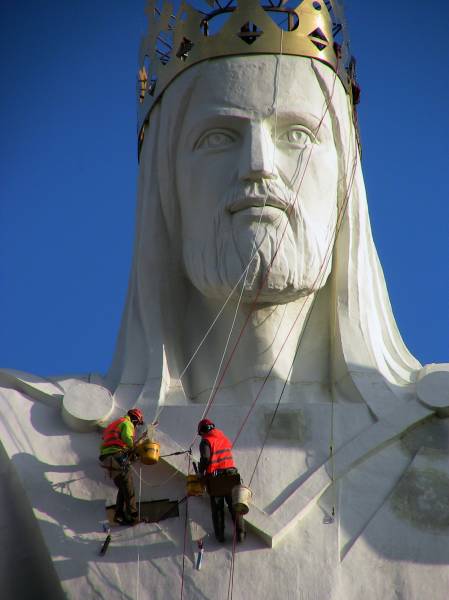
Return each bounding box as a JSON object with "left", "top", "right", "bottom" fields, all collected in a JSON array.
[{"left": 1, "top": 2, "right": 449, "bottom": 599}]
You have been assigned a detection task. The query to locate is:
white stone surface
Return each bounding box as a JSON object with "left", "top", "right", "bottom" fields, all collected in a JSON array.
[
  {"left": 108, "top": 55, "right": 422, "bottom": 417},
  {"left": 0, "top": 368, "right": 63, "bottom": 407},
  {"left": 1, "top": 54, "right": 448, "bottom": 600}
]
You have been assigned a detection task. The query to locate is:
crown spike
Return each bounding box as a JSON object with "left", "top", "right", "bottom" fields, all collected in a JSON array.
[{"left": 137, "top": 0, "right": 357, "bottom": 155}]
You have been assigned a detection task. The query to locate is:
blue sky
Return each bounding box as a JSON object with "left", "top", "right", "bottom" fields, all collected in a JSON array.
[{"left": 1, "top": 1, "right": 447, "bottom": 377}]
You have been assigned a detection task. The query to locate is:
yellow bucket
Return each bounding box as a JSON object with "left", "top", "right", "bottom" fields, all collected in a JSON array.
[
  {"left": 232, "top": 485, "right": 252, "bottom": 514},
  {"left": 187, "top": 474, "right": 205, "bottom": 497},
  {"left": 136, "top": 440, "right": 160, "bottom": 465}
]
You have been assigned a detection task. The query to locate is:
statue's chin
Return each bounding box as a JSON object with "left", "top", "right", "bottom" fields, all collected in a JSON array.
[
  {"left": 184, "top": 257, "right": 317, "bottom": 305},
  {"left": 183, "top": 222, "right": 327, "bottom": 304}
]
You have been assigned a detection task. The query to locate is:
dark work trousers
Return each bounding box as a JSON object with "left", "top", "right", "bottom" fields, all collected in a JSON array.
[
  {"left": 100, "top": 453, "right": 137, "bottom": 517},
  {"left": 210, "top": 494, "right": 244, "bottom": 541}
]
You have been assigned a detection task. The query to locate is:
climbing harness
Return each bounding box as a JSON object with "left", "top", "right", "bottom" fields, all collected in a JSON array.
[{"left": 99, "top": 452, "right": 131, "bottom": 479}]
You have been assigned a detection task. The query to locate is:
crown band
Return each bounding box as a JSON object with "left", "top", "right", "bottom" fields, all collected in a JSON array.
[{"left": 137, "top": 0, "right": 356, "bottom": 155}]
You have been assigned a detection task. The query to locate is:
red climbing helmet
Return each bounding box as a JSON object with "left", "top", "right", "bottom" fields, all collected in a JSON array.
[
  {"left": 127, "top": 408, "right": 144, "bottom": 425},
  {"left": 198, "top": 418, "right": 215, "bottom": 435}
]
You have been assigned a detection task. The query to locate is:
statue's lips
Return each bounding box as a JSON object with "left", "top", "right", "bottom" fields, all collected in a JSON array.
[{"left": 228, "top": 195, "right": 288, "bottom": 214}]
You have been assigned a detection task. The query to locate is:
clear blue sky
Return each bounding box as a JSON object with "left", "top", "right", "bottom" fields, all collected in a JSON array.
[{"left": 1, "top": 1, "right": 447, "bottom": 377}]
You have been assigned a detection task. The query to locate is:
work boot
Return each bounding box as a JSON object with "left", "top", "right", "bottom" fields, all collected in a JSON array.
[
  {"left": 123, "top": 512, "right": 140, "bottom": 525},
  {"left": 114, "top": 511, "right": 139, "bottom": 526},
  {"left": 113, "top": 511, "right": 126, "bottom": 525}
]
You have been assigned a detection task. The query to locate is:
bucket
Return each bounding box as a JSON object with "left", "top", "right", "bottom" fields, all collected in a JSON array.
[
  {"left": 232, "top": 484, "right": 252, "bottom": 514},
  {"left": 136, "top": 440, "right": 160, "bottom": 465},
  {"left": 186, "top": 474, "right": 205, "bottom": 497}
]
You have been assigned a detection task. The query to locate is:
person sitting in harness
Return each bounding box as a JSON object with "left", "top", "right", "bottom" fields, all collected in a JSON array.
[
  {"left": 99, "top": 408, "right": 145, "bottom": 525},
  {"left": 197, "top": 419, "right": 245, "bottom": 543}
]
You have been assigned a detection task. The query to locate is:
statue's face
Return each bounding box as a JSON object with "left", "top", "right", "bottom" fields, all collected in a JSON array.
[{"left": 176, "top": 56, "right": 339, "bottom": 303}]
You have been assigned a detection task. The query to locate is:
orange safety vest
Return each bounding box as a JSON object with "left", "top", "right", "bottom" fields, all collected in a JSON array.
[
  {"left": 101, "top": 417, "right": 128, "bottom": 450},
  {"left": 202, "top": 429, "right": 235, "bottom": 475}
]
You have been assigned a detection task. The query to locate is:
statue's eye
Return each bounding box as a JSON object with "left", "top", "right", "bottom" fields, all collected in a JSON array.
[
  {"left": 195, "top": 129, "right": 236, "bottom": 150},
  {"left": 279, "top": 127, "right": 313, "bottom": 147}
]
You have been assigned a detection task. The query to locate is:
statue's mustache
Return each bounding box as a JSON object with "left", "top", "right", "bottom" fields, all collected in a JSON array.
[{"left": 223, "top": 181, "right": 298, "bottom": 219}]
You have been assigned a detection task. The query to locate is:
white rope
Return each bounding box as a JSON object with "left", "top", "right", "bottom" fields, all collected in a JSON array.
[
  {"left": 199, "top": 212, "right": 268, "bottom": 418},
  {"left": 329, "top": 375, "right": 336, "bottom": 520},
  {"left": 131, "top": 463, "right": 183, "bottom": 488},
  {"left": 136, "top": 464, "right": 142, "bottom": 600},
  {"left": 199, "top": 29, "right": 286, "bottom": 422},
  {"left": 229, "top": 54, "right": 352, "bottom": 467},
  {"left": 245, "top": 143, "right": 359, "bottom": 486},
  {"left": 152, "top": 260, "right": 256, "bottom": 423},
  {"left": 153, "top": 32, "right": 288, "bottom": 426}
]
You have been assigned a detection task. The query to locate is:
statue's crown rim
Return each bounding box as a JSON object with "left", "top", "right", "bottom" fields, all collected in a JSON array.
[{"left": 137, "top": 1, "right": 357, "bottom": 156}]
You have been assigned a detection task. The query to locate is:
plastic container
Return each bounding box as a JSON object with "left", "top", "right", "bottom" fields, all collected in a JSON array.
[
  {"left": 136, "top": 440, "right": 160, "bottom": 465},
  {"left": 187, "top": 474, "right": 205, "bottom": 497},
  {"left": 232, "top": 484, "right": 252, "bottom": 514}
]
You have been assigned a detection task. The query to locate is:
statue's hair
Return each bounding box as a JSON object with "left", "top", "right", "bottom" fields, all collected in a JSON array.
[{"left": 108, "top": 56, "right": 420, "bottom": 418}]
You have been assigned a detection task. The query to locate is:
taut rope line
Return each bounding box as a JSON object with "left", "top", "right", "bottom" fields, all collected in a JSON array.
[{"left": 192, "top": 55, "right": 342, "bottom": 446}]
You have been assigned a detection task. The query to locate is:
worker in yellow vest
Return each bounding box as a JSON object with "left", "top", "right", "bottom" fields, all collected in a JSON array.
[{"left": 99, "top": 408, "right": 144, "bottom": 525}]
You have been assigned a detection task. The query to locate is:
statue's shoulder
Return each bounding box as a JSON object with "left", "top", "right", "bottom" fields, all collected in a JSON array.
[
  {"left": 0, "top": 369, "right": 114, "bottom": 432},
  {"left": 415, "top": 363, "right": 449, "bottom": 417}
]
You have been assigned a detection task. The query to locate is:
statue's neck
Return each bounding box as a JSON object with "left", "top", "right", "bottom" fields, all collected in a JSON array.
[{"left": 178, "top": 284, "right": 331, "bottom": 402}]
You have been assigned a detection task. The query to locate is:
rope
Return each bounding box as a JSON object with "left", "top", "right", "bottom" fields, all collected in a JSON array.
[
  {"left": 201, "top": 29, "right": 286, "bottom": 420},
  {"left": 225, "top": 31, "right": 286, "bottom": 600},
  {"left": 247, "top": 147, "right": 359, "bottom": 487},
  {"left": 226, "top": 518, "right": 238, "bottom": 600},
  {"left": 329, "top": 372, "right": 336, "bottom": 519},
  {"left": 230, "top": 54, "right": 362, "bottom": 487},
  {"left": 131, "top": 463, "right": 182, "bottom": 488},
  {"left": 152, "top": 260, "right": 260, "bottom": 424},
  {"left": 130, "top": 443, "right": 191, "bottom": 488},
  {"left": 136, "top": 465, "right": 142, "bottom": 600},
  {"left": 180, "top": 454, "right": 191, "bottom": 600},
  {"left": 155, "top": 32, "right": 288, "bottom": 429},
  {"left": 193, "top": 57, "right": 342, "bottom": 444},
  {"left": 159, "top": 450, "right": 190, "bottom": 458},
  {"left": 229, "top": 62, "right": 342, "bottom": 450}
]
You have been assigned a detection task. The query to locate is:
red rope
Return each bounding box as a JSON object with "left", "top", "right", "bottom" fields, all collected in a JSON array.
[
  {"left": 232, "top": 146, "right": 358, "bottom": 451},
  {"left": 222, "top": 139, "right": 358, "bottom": 600},
  {"left": 180, "top": 454, "right": 191, "bottom": 600},
  {"left": 246, "top": 153, "right": 359, "bottom": 485},
  {"left": 195, "top": 59, "right": 341, "bottom": 435},
  {"left": 226, "top": 517, "right": 238, "bottom": 600}
]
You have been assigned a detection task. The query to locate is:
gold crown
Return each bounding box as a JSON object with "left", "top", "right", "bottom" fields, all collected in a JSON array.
[{"left": 137, "top": 0, "right": 356, "bottom": 153}]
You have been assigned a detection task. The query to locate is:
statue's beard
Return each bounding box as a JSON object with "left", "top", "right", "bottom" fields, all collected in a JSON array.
[{"left": 182, "top": 181, "right": 334, "bottom": 304}]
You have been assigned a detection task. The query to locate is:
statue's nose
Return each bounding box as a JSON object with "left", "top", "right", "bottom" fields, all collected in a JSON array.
[{"left": 239, "top": 121, "right": 277, "bottom": 181}]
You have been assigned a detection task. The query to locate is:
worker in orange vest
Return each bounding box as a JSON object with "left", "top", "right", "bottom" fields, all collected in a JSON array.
[
  {"left": 99, "top": 408, "right": 145, "bottom": 525},
  {"left": 198, "top": 419, "right": 245, "bottom": 543}
]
